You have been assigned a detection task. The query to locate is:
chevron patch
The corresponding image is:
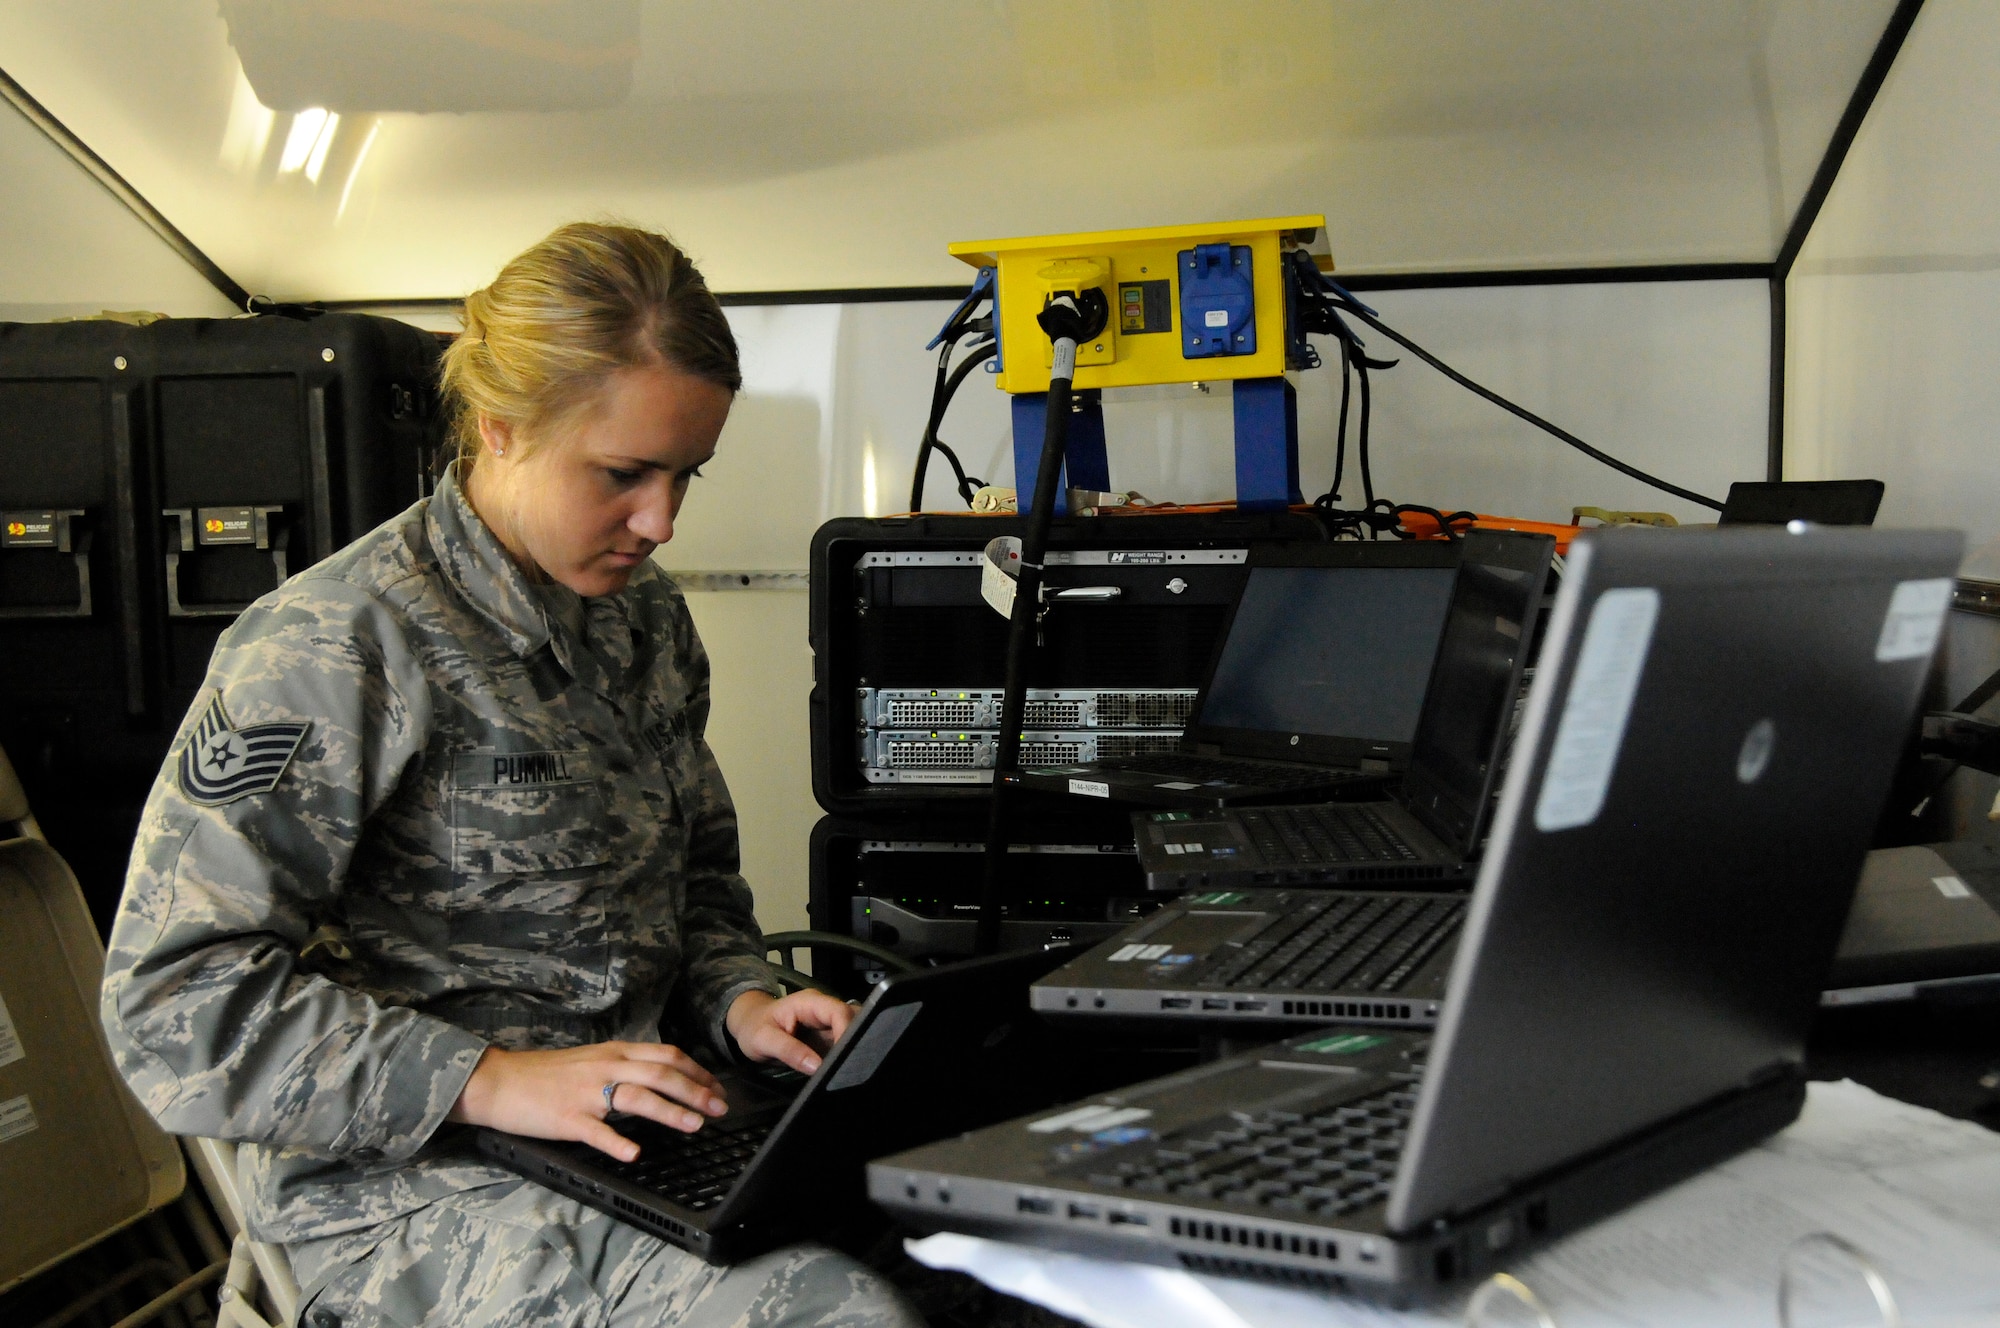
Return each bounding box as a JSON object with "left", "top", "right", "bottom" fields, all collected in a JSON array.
[{"left": 178, "top": 693, "right": 310, "bottom": 806}]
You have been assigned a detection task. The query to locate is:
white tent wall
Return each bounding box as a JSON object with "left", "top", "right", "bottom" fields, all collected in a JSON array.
[
  {"left": 675, "top": 282, "right": 1769, "bottom": 930},
  {"left": 1786, "top": 0, "right": 2000, "bottom": 549},
  {"left": 0, "top": 96, "right": 237, "bottom": 321},
  {"left": 1785, "top": 0, "right": 2000, "bottom": 840}
]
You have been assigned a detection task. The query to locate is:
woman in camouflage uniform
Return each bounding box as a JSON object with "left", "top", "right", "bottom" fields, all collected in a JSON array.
[{"left": 99, "top": 223, "right": 923, "bottom": 1327}]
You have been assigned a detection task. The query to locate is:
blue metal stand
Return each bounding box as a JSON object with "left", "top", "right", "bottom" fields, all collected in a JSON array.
[
  {"left": 1011, "top": 392, "right": 1109, "bottom": 515},
  {"left": 1009, "top": 379, "right": 1298, "bottom": 512},
  {"left": 1232, "top": 377, "right": 1301, "bottom": 511}
]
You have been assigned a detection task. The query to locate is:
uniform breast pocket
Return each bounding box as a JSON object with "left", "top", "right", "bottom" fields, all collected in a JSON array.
[{"left": 450, "top": 750, "right": 614, "bottom": 875}]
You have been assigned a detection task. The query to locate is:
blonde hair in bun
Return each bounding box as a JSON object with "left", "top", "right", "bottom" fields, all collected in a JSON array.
[{"left": 440, "top": 221, "right": 740, "bottom": 469}]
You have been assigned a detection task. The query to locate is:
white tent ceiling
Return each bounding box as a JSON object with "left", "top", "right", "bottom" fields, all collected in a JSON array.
[{"left": 0, "top": 1, "right": 1899, "bottom": 301}]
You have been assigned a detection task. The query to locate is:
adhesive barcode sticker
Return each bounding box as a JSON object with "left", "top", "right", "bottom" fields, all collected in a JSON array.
[
  {"left": 0, "top": 992, "right": 22, "bottom": 1070},
  {"left": 0, "top": 1094, "right": 36, "bottom": 1144},
  {"left": 1535, "top": 587, "right": 1660, "bottom": 832},
  {"left": 1875, "top": 578, "right": 1953, "bottom": 663}
]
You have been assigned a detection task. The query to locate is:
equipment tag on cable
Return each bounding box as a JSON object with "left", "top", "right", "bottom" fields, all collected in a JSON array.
[{"left": 981, "top": 536, "right": 1022, "bottom": 619}]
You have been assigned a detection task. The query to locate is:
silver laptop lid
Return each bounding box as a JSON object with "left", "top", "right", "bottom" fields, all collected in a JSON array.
[{"left": 1387, "top": 525, "right": 1962, "bottom": 1232}]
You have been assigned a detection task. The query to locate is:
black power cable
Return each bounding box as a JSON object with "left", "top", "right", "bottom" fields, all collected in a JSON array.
[
  {"left": 976, "top": 288, "right": 1109, "bottom": 955},
  {"left": 910, "top": 337, "right": 998, "bottom": 510},
  {"left": 1328, "top": 336, "right": 1351, "bottom": 504},
  {"left": 1286, "top": 250, "right": 1725, "bottom": 512}
]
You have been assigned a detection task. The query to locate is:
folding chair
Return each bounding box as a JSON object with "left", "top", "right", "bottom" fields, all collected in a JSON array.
[
  {"left": 762, "top": 929, "right": 920, "bottom": 995},
  {"left": 184, "top": 1138, "right": 299, "bottom": 1328},
  {"left": 0, "top": 746, "right": 228, "bottom": 1324}
]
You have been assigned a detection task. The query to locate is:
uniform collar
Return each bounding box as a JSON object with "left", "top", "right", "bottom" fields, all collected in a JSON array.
[{"left": 427, "top": 464, "right": 558, "bottom": 660}]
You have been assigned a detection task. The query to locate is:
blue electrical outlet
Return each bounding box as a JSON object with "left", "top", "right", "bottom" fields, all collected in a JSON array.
[{"left": 1178, "top": 243, "right": 1255, "bottom": 358}]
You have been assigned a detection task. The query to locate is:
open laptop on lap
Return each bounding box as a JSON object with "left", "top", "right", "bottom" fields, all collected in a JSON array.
[
  {"left": 871, "top": 524, "right": 1961, "bottom": 1296},
  {"left": 1008, "top": 540, "right": 1462, "bottom": 809},
  {"left": 478, "top": 944, "right": 1073, "bottom": 1263}
]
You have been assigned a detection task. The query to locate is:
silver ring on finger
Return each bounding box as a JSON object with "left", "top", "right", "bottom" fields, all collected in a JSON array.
[{"left": 603, "top": 1080, "right": 622, "bottom": 1118}]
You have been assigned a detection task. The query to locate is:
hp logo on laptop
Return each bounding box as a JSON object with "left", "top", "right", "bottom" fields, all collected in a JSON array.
[{"left": 1737, "top": 718, "right": 1777, "bottom": 784}]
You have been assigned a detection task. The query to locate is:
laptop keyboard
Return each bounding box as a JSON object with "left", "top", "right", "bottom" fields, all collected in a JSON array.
[
  {"left": 1238, "top": 804, "right": 1420, "bottom": 864},
  {"left": 596, "top": 1114, "right": 778, "bottom": 1211},
  {"left": 1105, "top": 754, "right": 1363, "bottom": 791},
  {"left": 1082, "top": 1082, "right": 1417, "bottom": 1218},
  {"left": 1193, "top": 894, "right": 1465, "bottom": 994}
]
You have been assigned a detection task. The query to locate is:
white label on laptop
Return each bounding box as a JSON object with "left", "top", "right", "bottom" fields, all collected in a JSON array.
[
  {"left": 825, "top": 1000, "right": 921, "bottom": 1091},
  {"left": 1876, "top": 578, "right": 1953, "bottom": 662},
  {"left": 0, "top": 993, "right": 22, "bottom": 1069},
  {"left": 1068, "top": 779, "right": 1110, "bottom": 798},
  {"left": 1535, "top": 587, "right": 1660, "bottom": 832},
  {"left": 0, "top": 1094, "right": 36, "bottom": 1144},
  {"left": 1108, "top": 943, "right": 1147, "bottom": 962},
  {"left": 1163, "top": 843, "right": 1185, "bottom": 855},
  {"left": 1027, "top": 1103, "right": 1154, "bottom": 1134},
  {"left": 1934, "top": 875, "right": 1973, "bottom": 899}
]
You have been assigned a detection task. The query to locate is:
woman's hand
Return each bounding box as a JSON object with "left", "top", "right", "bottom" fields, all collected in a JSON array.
[
  {"left": 447, "top": 1041, "right": 727, "bottom": 1164},
  {"left": 725, "top": 989, "right": 856, "bottom": 1074}
]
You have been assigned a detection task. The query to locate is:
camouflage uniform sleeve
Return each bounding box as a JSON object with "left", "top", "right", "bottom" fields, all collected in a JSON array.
[
  {"left": 99, "top": 576, "right": 489, "bottom": 1163},
  {"left": 664, "top": 607, "right": 782, "bottom": 1057}
]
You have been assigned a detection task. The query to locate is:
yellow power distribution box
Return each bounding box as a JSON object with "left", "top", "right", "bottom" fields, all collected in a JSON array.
[{"left": 949, "top": 216, "right": 1330, "bottom": 396}]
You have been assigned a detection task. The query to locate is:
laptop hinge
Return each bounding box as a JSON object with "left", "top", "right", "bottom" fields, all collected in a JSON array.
[{"left": 1747, "top": 1058, "right": 1802, "bottom": 1089}]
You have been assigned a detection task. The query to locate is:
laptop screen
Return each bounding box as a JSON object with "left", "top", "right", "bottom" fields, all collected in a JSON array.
[
  {"left": 1197, "top": 564, "right": 1458, "bottom": 749},
  {"left": 1399, "top": 532, "right": 1555, "bottom": 852}
]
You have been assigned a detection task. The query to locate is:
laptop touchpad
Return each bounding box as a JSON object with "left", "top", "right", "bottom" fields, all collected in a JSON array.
[{"left": 1147, "top": 910, "right": 1267, "bottom": 953}]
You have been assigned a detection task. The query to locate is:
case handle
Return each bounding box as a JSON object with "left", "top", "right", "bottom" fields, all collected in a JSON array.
[
  {"left": 0, "top": 508, "right": 93, "bottom": 619},
  {"left": 163, "top": 505, "right": 289, "bottom": 618}
]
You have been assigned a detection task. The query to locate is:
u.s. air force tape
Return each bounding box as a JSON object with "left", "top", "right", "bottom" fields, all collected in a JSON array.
[{"left": 178, "top": 692, "right": 310, "bottom": 806}]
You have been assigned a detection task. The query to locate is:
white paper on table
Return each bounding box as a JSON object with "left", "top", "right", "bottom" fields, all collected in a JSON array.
[{"left": 907, "top": 1080, "right": 2000, "bottom": 1328}]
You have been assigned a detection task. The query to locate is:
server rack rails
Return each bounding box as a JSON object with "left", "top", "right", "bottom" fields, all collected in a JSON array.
[
  {"left": 0, "top": 314, "right": 441, "bottom": 928},
  {"left": 809, "top": 511, "right": 1327, "bottom": 818}
]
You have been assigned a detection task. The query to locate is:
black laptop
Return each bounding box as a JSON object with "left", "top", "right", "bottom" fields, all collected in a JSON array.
[
  {"left": 1129, "top": 528, "right": 1556, "bottom": 892},
  {"left": 1718, "top": 478, "right": 1884, "bottom": 526},
  {"left": 870, "top": 523, "right": 1961, "bottom": 1296},
  {"left": 1026, "top": 531, "right": 1555, "bottom": 1030},
  {"left": 1823, "top": 839, "right": 2000, "bottom": 1004},
  {"left": 477, "top": 945, "right": 1073, "bottom": 1263},
  {"left": 1009, "top": 540, "right": 1465, "bottom": 809}
]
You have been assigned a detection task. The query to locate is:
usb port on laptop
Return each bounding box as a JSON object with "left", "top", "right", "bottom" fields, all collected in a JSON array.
[
  {"left": 1160, "top": 998, "right": 1192, "bottom": 1009},
  {"left": 1201, "top": 998, "right": 1228, "bottom": 1010},
  {"left": 1017, "top": 1196, "right": 1054, "bottom": 1215}
]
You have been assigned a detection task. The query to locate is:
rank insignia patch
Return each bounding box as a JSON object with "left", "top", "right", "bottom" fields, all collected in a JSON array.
[{"left": 178, "top": 693, "right": 310, "bottom": 806}]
